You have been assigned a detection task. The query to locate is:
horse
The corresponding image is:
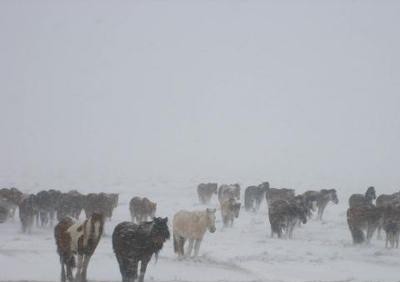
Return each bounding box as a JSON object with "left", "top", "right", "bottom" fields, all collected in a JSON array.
[
  {"left": 19, "top": 194, "right": 38, "bottom": 233},
  {"left": 347, "top": 205, "right": 383, "bottom": 244},
  {"left": 54, "top": 212, "right": 104, "bottom": 282},
  {"left": 268, "top": 199, "right": 307, "bottom": 239},
  {"left": 265, "top": 187, "right": 295, "bottom": 206},
  {"left": 307, "top": 189, "right": 339, "bottom": 220},
  {"left": 48, "top": 189, "right": 63, "bottom": 225},
  {"left": 109, "top": 193, "right": 119, "bottom": 210},
  {"left": 173, "top": 208, "right": 216, "bottom": 258},
  {"left": 197, "top": 183, "right": 218, "bottom": 204},
  {"left": 384, "top": 221, "right": 400, "bottom": 248},
  {"left": 36, "top": 190, "right": 53, "bottom": 227},
  {"left": 376, "top": 192, "right": 400, "bottom": 239},
  {"left": 376, "top": 192, "right": 400, "bottom": 207},
  {"left": 221, "top": 198, "right": 241, "bottom": 227},
  {"left": 218, "top": 184, "right": 240, "bottom": 204},
  {"left": 129, "top": 197, "right": 157, "bottom": 223},
  {"left": 244, "top": 182, "right": 269, "bottom": 212},
  {"left": 0, "top": 200, "right": 10, "bottom": 223},
  {"left": 382, "top": 205, "right": 400, "bottom": 248},
  {"left": 348, "top": 186, "right": 376, "bottom": 208},
  {"left": 290, "top": 194, "right": 314, "bottom": 220},
  {"left": 112, "top": 217, "right": 170, "bottom": 282},
  {"left": 0, "top": 187, "right": 24, "bottom": 220},
  {"left": 84, "top": 192, "right": 118, "bottom": 220},
  {"left": 57, "top": 191, "right": 86, "bottom": 221}
]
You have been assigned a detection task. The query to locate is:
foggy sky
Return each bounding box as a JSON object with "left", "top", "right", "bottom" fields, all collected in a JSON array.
[{"left": 1, "top": 1, "right": 399, "bottom": 190}]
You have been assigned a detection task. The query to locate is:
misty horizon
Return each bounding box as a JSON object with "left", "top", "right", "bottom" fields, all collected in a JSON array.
[{"left": 1, "top": 1, "right": 399, "bottom": 191}]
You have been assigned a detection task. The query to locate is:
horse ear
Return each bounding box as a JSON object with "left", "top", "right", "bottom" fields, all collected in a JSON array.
[{"left": 163, "top": 217, "right": 168, "bottom": 223}]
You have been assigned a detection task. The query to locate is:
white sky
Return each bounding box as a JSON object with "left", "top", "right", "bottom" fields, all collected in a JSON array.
[{"left": 1, "top": 1, "right": 399, "bottom": 190}]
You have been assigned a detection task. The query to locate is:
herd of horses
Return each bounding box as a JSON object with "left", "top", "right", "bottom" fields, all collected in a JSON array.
[
  {"left": 347, "top": 186, "right": 400, "bottom": 247},
  {"left": 1, "top": 182, "right": 400, "bottom": 282}
]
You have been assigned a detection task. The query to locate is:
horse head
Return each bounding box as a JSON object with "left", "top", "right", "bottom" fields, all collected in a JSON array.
[
  {"left": 329, "top": 189, "right": 339, "bottom": 204},
  {"left": 151, "top": 217, "right": 170, "bottom": 246},
  {"left": 90, "top": 212, "right": 105, "bottom": 233},
  {"left": 233, "top": 184, "right": 241, "bottom": 200},
  {"left": 260, "top": 182, "right": 270, "bottom": 192},
  {"left": 297, "top": 205, "right": 308, "bottom": 224},
  {"left": 366, "top": 186, "right": 376, "bottom": 201},
  {"left": 233, "top": 202, "right": 241, "bottom": 218}
]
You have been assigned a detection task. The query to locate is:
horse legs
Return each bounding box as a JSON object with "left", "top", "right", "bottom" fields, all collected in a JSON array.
[
  {"left": 26, "top": 217, "right": 33, "bottom": 234},
  {"left": 75, "top": 254, "right": 84, "bottom": 282},
  {"left": 124, "top": 259, "right": 137, "bottom": 282},
  {"left": 317, "top": 202, "right": 328, "bottom": 220},
  {"left": 193, "top": 239, "right": 202, "bottom": 257},
  {"left": 255, "top": 199, "right": 261, "bottom": 212},
  {"left": 80, "top": 254, "right": 92, "bottom": 282},
  {"left": 377, "top": 218, "right": 384, "bottom": 239},
  {"left": 186, "top": 239, "right": 194, "bottom": 257},
  {"left": 366, "top": 224, "right": 377, "bottom": 244},
  {"left": 222, "top": 216, "right": 227, "bottom": 228},
  {"left": 317, "top": 205, "right": 323, "bottom": 220},
  {"left": 179, "top": 237, "right": 186, "bottom": 257},
  {"left": 60, "top": 258, "right": 66, "bottom": 282},
  {"left": 377, "top": 225, "right": 382, "bottom": 240},
  {"left": 50, "top": 210, "right": 55, "bottom": 227},
  {"left": 9, "top": 206, "right": 16, "bottom": 221},
  {"left": 116, "top": 255, "right": 135, "bottom": 282},
  {"left": 138, "top": 256, "right": 151, "bottom": 282},
  {"left": 36, "top": 212, "right": 40, "bottom": 227},
  {"left": 66, "top": 255, "right": 74, "bottom": 282}
]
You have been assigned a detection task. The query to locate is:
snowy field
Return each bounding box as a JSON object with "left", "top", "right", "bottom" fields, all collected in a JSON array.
[{"left": 1, "top": 181, "right": 399, "bottom": 282}]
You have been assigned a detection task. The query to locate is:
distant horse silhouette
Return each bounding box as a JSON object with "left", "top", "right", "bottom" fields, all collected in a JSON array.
[{"left": 129, "top": 197, "right": 157, "bottom": 223}]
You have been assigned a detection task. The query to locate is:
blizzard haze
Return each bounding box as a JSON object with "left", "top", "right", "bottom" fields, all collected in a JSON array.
[{"left": 1, "top": 1, "right": 400, "bottom": 190}]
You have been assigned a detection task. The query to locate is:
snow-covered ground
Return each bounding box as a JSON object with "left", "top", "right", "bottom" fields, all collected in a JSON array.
[{"left": 1, "top": 181, "right": 399, "bottom": 282}]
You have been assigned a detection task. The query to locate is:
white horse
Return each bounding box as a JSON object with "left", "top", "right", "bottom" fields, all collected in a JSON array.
[{"left": 173, "top": 208, "right": 216, "bottom": 258}]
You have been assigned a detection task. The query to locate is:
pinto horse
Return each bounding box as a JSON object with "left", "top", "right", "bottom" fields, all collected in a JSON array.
[{"left": 54, "top": 212, "right": 104, "bottom": 282}]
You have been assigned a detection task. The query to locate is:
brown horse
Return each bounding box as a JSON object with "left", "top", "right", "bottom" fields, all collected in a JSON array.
[
  {"left": 54, "top": 212, "right": 104, "bottom": 282},
  {"left": 129, "top": 197, "right": 157, "bottom": 223}
]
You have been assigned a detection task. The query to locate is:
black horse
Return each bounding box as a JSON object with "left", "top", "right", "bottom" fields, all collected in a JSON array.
[{"left": 112, "top": 217, "right": 170, "bottom": 282}]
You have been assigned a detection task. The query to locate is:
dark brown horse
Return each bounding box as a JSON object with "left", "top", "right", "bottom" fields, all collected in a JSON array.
[{"left": 112, "top": 217, "right": 169, "bottom": 282}]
